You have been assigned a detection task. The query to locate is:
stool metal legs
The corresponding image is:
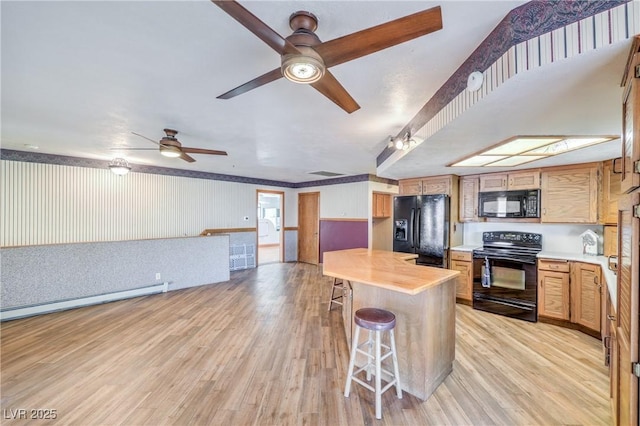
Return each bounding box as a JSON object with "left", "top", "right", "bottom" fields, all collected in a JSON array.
[
  {"left": 344, "top": 324, "right": 402, "bottom": 419},
  {"left": 328, "top": 278, "right": 343, "bottom": 311}
]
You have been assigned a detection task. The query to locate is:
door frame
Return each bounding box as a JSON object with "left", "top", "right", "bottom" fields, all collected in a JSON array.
[
  {"left": 298, "top": 191, "right": 320, "bottom": 265},
  {"left": 256, "top": 189, "right": 285, "bottom": 265}
]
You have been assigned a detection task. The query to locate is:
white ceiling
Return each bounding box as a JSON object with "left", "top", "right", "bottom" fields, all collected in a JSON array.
[{"left": 1, "top": 1, "right": 631, "bottom": 183}]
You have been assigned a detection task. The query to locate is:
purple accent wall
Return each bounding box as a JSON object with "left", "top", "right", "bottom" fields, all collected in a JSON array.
[{"left": 319, "top": 220, "right": 368, "bottom": 263}]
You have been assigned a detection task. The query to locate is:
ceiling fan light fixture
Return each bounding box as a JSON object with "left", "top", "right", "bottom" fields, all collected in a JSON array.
[
  {"left": 108, "top": 157, "right": 131, "bottom": 176},
  {"left": 281, "top": 48, "right": 325, "bottom": 84},
  {"left": 160, "top": 145, "right": 182, "bottom": 158}
]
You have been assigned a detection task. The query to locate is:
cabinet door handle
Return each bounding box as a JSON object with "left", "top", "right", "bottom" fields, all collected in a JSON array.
[{"left": 607, "top": 314, "right": 616, "bottom": 321}]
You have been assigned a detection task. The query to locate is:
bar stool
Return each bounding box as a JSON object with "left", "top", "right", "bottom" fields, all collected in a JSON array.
[
  {"left": 328, "top": 278, "right": 344, "bottom": 311},
  {"left": 344, "top": 307, "right": 402, "bottom": 419}
]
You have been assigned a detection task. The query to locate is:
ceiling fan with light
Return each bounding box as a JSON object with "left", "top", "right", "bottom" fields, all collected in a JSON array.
[
  {"left": 117, "top": 129, "right": 228, "bottom": 163},
  {"left": 212, "top": 1, "right": 443, "bottom": 113}
]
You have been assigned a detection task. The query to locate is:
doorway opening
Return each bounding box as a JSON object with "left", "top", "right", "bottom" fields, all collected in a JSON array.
[{"left": 257, "top": 190, "right": 284, "bottom": 265}]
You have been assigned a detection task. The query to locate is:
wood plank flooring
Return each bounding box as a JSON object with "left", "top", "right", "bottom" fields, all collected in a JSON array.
[{"left": 1, "top": 262, "right": 611, "bottom": 425}]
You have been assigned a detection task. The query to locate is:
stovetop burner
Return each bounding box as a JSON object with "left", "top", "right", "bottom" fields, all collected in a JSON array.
[{"left": 473, "top": 231, "right": 542, "bottom": 264}]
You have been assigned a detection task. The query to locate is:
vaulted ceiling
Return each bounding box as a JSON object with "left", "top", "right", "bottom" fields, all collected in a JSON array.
[{"left": 1, "top": 1, "right": 634, "bottom": 183}]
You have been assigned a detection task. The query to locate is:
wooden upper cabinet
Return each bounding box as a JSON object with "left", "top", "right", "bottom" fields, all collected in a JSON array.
[
  {"left": 508, "top": 170, "right": 541, "bottom": 190},
  {"left": 398, "top": 178, "right": 422, "bottom": 195},
  {"left": 541, "top": 164, "right": 599, "bottom": 223},
  {"left": 459, "top": 176, "right": 480, "bottom": 222},
  {"left": 479, "top": 170, "right": 540, "bottom": 192},
  {"left": 620, "top": 51, "right": 640, "bottom": 194},
  {"left": 602, "top": 159, "right": 622, "bottom": 225},
  {"left": 570, "top": 262, "right": 602, "bottom": 333},
  {"left": 479, "top": 173, "right": 508, "bottom": 192},
  {"left": 422, "top": 176, "right": 453, "bottom": 195},
  {"left": 372, "top": 193, "right": 391, "bottom": 218},
  {"left": 398, "top": 175, "right": 454, "bottom": 196}
]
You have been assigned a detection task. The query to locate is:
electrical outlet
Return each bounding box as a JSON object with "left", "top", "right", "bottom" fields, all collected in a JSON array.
[{"left": 155, "top": 273, "right": 161, "bottom": 280}]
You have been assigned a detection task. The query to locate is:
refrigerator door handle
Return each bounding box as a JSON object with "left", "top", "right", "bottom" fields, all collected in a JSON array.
[
  {"left": 410, "top": 208, "right": 415, "bottom": 249},
  {"left": 416, "top": 208, "right": 421, "bottom": 248}
]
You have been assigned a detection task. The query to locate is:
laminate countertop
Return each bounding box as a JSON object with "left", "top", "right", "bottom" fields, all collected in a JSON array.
[{"left": 323, "top": 248, "right": 460, "bottom": 296}]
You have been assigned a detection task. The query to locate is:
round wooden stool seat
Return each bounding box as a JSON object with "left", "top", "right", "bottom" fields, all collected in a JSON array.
[{"left": 354, "top": 308, "right": 396, "bottom": 331}]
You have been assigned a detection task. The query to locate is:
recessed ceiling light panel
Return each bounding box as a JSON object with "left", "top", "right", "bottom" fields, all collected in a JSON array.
[{"left": 448, "top": 135, "right": 618, "bottom": 168}]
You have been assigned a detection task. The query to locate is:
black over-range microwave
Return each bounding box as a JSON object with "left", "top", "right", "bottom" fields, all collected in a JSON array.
[{"left": 478, "top": 189, "right": 540, "bottom": 218}]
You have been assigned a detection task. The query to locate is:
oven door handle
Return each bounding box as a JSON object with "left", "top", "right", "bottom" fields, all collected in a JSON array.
[
  {"left": 473, "top": 254, "right": 537, "bottom": 265},
  {"left": 493, "top": 299, "right": 535, "bottom": 311},
  {"left": 479, "top": 297, "right": 536, "bottom": 311}
]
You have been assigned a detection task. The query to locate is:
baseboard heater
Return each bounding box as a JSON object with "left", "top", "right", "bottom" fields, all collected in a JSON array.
[{"left": 0, "top": 282, "right": 169, "bottom": 321}]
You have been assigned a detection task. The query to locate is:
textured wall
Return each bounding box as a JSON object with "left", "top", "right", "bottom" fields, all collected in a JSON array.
[
  {"left": 1, "top": 160, "right": 261, "bottom": 246},
  {"left": 1, "top": 235, "right": 229, "bottom": 309}
]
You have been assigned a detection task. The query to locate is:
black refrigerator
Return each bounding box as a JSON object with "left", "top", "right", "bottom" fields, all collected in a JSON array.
[{"left": 393, "top": 194, "right": 450, "bottom": 268}]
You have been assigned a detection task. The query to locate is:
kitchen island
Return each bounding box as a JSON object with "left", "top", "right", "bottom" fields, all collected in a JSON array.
[{"left": 323, "top": 248, "right": 459, "bottom": 401}]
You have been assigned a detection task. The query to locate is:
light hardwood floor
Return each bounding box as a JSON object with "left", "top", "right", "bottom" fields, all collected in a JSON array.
[{"left": 1, "top": 262, "right": 610, "bottom": 425}]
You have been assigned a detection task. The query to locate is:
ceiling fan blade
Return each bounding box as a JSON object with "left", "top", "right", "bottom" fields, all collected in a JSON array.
[
  {"left": 109, "top": 147, "right": 158, "bottom": 151},
  {"left": 217, "top": 68, "right": 283, "bottom": 99},
  {"left": 314, "top": 6, "right": 443, "bottom": 68},
  {"left": 131, "top": 132, "right": 161, "bottom": 146},
  {"left": 180, "top": 152, "right": 196, "bottom": 163},
  {"left": 311, "top": 70, "right": 360, "bottom": 114},
  {"left": 211, "top": 0, "right": 300, "bottom": 55},
  {"left": 182, "top": 147, "right": 228, "bottom": 156}
]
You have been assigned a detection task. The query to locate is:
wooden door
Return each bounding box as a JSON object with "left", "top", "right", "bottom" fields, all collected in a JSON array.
[
  {"left": 620, "top": 49, "right": 640, "bottom": 194},
  {"left": 570, "top": 262, "right": 602, "bottom": 333},
  {"left": 616, "top": 191, "right": 639, "bottom": 425},
  {"left": 298, "top": 192, "right": 319, "bottom": 265},
  {"left": 538, "top": 270, "right": 570, "bottom": 320}
]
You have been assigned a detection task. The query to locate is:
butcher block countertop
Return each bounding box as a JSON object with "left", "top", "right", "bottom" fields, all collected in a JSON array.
[{"left": 323, "top": 248, "right": 460, "bottom": 296}]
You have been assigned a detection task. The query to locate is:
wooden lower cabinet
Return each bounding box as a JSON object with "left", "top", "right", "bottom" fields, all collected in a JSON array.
[
  {"left": 450, "top": 250, "right": 473, "bottom": 304},
  {"left": 537, "top": 259, "right": 602, "bottom": 336},
  {"left": 538, "top": 268, "right": 570, "bottom": 320},
  {"left": 570, "top": 262, "right": 602, "bottom": 332}
]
